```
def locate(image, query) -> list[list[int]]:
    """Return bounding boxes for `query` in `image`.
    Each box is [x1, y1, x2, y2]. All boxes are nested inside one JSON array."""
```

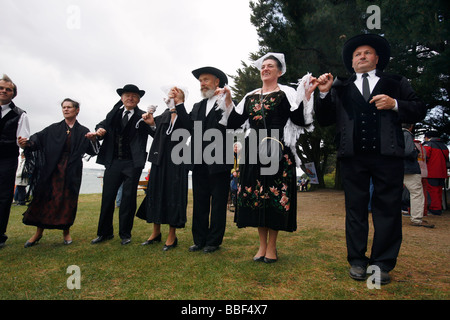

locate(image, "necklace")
[[65, 123, 73, 134], [259, 85, 279, 108]]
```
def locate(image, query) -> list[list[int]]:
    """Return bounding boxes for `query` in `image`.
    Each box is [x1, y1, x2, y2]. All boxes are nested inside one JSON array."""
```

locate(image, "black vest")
[[349, 85, 380, 154], [0, 104, 25, 159], [112, 111, 132, 160]]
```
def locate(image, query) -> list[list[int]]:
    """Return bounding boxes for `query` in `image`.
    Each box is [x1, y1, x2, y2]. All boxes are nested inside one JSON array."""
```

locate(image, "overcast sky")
[[1, 0, 260, 168]]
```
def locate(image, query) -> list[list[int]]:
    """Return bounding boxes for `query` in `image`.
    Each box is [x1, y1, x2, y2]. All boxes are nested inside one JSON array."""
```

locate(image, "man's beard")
[[201, 88, 215, 99]]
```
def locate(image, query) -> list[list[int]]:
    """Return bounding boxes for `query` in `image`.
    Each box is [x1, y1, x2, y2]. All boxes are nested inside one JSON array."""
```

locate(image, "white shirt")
[[354, 69, 379, 95], [1, 103, 30, 146], [205, 96, 218, 116], [122, 107, 134, 119]]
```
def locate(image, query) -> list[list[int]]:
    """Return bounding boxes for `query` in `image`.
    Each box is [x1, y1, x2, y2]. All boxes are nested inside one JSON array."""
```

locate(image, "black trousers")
[[0, 157, 18, 238], [340, 154, 403, 272], [96, 159, 142, 239], [191, 165, 229, 247]]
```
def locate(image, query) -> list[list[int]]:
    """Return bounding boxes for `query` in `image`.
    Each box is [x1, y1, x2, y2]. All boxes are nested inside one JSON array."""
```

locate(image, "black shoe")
[[121, 238, 131, 245], [379, 271, 391, 285], [349, 265, 367, 281], [141, 233, 162, 245], [264, 252, 278, 263], [366, 266, 392, 285], [91, 235, 114, 244], [253, 256, 265, 262], [428, 209, 442, 215], [24, 235, 42, 248], [263, 257, 278, 263], [163, 238, 178, 251], [63, 239, 73, 245], [0, 234, 8, 249], [203, 245, 220, 253], [189, 244, 204, 252], [410, 221, 435, 228]]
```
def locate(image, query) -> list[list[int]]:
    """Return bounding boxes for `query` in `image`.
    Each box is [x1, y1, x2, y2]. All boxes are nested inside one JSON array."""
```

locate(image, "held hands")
[[85, 128, 106, 141], [18, 136, 29, 148], [169, 87, 185, 105], [305, 75, 321, 101], [315, 73, 334, 93], [141, 112, 155, 126], [214, 86, 233, 109]]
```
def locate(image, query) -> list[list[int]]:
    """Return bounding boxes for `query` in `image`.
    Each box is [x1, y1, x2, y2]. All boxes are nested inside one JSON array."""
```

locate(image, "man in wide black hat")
[[89, 84, 153, 245], [314, 34, 428, 284], [173, 66, 232, 253]]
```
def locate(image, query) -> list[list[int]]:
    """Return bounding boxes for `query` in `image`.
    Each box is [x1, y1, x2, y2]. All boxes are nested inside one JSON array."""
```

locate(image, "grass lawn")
[[1, 189, 448, 302]]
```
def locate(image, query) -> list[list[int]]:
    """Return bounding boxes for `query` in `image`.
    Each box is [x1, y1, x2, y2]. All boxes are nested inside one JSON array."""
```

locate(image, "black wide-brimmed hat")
[[342, 34, 391, 73], [116, 84, 145, 97], [192, 67, 228, 88]]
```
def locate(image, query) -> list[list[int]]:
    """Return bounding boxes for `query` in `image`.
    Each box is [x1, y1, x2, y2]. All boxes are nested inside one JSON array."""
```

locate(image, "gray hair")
[[1, 74, 17, 98]]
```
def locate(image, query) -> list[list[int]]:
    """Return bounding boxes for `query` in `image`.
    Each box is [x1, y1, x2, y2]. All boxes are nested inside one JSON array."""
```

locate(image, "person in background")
[[0, 74, 30, 248], [229, 169, 239, 211], [423, 131, 449, 215], [414, 138, 428, 216], [402, 124, 434, 228], [14, 152, 28, 206], [19, 98, 98, 246]]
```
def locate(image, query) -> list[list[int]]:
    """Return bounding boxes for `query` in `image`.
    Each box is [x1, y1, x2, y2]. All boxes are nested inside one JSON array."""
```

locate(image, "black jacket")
[[186, 99, 233, 174], [315, 71, 427, 158], [96, 101, 152, 169]]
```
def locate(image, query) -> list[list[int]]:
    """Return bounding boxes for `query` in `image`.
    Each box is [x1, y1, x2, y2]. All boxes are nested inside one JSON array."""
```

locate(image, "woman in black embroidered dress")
[[221, 53, 318, 263], [18, 98, 98, 247], [136, 87, 191, 251]]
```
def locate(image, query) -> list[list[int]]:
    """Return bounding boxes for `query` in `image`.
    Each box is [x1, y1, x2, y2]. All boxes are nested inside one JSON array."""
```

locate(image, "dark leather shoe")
[[163, 237, 178, 251], [410, 221, 435, 228], [91, 235, 114, 244], [24, 235, 42, 248], [0, 234, 8, 248], [253, 256, 265, 262], [368, 267, 391, 285], [349, 265, 367, 281], [264, 252, 278, 263], [379, 271, 391, 285], [203, 245, 220, 253], [141, 233, 162, 245], [121, 238, 131, 245], [189, 244, 204, 252]]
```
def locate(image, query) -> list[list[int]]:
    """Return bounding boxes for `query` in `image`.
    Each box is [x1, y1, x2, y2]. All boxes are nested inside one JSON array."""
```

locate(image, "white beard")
[[201, 88, 215, 99]]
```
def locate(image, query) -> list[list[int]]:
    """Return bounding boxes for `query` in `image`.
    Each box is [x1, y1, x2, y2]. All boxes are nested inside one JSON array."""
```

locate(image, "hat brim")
[[342, 34, 391, 74], [192, 67, 228, 88], [116, 85, 145, 98]]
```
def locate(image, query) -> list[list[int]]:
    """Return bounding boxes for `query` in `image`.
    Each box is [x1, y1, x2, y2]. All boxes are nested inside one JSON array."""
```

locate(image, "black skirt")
[[136, 156, 188, 229], [23, 133, 79, 230]]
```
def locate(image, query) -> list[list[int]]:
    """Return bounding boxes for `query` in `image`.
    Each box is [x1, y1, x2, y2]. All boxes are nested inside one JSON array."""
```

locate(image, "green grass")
[[1, 190, 448, 301]]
